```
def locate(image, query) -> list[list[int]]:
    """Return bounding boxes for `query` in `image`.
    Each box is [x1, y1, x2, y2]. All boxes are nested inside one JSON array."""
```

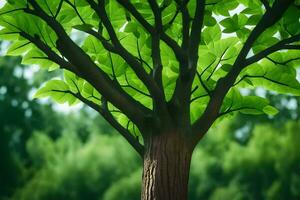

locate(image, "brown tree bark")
[[141, 132, 192, 200]]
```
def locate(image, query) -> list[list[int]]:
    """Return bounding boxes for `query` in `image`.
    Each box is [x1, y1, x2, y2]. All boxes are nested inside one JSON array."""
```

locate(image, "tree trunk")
[[141, 132, 192, 200]]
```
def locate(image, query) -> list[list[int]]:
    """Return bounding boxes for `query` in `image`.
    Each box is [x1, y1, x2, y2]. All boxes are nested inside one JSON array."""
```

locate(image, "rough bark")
[[141, 132, 192, 200]]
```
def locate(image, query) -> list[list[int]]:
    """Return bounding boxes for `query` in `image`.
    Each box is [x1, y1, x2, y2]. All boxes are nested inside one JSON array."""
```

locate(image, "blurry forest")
[[1, 45, 300, 200]]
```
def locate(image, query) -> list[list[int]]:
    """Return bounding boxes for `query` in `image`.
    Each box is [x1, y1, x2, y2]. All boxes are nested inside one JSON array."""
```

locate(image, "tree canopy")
[[0, 0, 299, 155]]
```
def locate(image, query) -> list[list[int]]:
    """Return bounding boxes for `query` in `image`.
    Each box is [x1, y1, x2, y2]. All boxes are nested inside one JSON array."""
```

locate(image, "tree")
[[0, 0, 299, 199]]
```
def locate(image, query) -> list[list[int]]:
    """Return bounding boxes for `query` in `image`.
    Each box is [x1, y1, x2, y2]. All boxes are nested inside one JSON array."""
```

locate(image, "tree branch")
[[147, 0, 164, 91], [164, 7, 180, 31], [266, 56, 300, 65], [190, 94, 209, 103], [190, 0, 294, 147], [25, 0, 151, 126], [218, 107, 261, 118], [196, 71, 211, 96], [233, 74, 290, 87], [136, 39, 152, 71], [168, 0, 206, 127], [0, 8, 24, 16], [19, 31, 79, 73], [175, 0, 190, 50], [245, 33, 300, 66], [52, 89, 145, 157], [100, 98, 144, 157], [54, 0, 63, 18], [64, 0, 86, 24], [189, 0, 206, 70], [260, 0, 271, 10], [206, 46, 229, 81], [116, 0, 184, 60], [123, 72, 151, 97], [86, 0, 165, 105]]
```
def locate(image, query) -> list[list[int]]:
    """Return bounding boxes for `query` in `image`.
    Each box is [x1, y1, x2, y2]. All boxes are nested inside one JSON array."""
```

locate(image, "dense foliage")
[[0, 0, 299, 148]]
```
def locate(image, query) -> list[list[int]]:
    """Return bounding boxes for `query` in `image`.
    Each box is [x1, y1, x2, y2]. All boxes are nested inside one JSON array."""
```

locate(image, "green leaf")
[[204, 11, 217, 27], [72, 24, 94, 32], [236, 28, 251, 42], [202, 24, 221, 45], [0, 28, 20, 40], [7, 40, 32, 56], [21, 49, 59, 70], [281, 6, 300, 35], [238, 60, 300, 96], [247, 15, 261, 25], [220, 14, 248, 33], [161, 0, 172, 7], [64, 70, 84, 93], [81, 81, 101, 103], [263, 105, 279, 116], [221, 64, 233, 72], [244, 78, 253, 86], [34, 80, 77, 105]]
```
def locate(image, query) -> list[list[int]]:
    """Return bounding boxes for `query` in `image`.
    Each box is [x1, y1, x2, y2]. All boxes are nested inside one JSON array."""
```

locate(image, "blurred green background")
[[1, 44, 300, 200]]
